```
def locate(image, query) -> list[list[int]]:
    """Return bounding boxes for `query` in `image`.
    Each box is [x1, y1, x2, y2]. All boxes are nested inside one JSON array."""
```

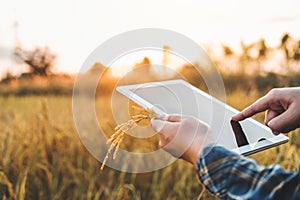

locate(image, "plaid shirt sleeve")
[[196, 146, 300, 200]]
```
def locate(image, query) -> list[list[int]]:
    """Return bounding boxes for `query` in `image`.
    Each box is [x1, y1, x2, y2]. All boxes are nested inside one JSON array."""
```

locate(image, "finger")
[[267, 104, 300, 133], [232, 95, 272, 121], [166, 114, 183, 122], [265, 110, 279, 125], [159, 114, 169, 121], [151, 118, 180, 133]]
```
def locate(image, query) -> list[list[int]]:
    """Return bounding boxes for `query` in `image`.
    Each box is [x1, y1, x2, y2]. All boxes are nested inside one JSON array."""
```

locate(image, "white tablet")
[[117, 79, 289, 155]]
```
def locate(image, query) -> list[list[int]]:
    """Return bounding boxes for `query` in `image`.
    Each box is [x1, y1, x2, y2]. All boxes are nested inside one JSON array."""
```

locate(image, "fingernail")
[[273, 131, 279, 135], [159, 114, 168, 120], [231, 115, 238, 121], [267, 120, 274, 127]]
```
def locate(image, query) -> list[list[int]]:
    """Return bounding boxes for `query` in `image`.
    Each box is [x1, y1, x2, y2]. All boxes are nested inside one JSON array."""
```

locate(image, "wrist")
[[189, 149, 201, 166]]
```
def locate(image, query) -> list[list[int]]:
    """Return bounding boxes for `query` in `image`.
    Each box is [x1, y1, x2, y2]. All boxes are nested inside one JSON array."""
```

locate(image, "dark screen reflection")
[[230, 120, 250, 147]]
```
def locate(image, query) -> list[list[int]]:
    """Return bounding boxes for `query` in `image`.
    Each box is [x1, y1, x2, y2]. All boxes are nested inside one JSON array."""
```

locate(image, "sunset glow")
[[1, 0, 300, 77]]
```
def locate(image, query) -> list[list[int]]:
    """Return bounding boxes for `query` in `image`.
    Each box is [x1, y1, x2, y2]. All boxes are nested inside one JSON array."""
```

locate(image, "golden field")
[[0, 89, 299, 200]]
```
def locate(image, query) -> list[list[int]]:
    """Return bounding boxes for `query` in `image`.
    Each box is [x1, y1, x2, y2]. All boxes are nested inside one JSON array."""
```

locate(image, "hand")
[[232, 87, 300, 134], [151, 114, 215, 166]]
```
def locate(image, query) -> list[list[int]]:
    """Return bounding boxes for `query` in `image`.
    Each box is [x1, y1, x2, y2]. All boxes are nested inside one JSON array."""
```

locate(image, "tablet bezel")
[[116, 79, 289, 155]]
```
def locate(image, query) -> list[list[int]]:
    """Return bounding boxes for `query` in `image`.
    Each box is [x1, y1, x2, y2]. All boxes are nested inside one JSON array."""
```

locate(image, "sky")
[[0, 0, 300, 77]]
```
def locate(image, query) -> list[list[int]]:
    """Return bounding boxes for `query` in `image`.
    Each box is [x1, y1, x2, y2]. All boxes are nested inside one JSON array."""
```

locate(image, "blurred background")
[[1, 0, 300, 199]]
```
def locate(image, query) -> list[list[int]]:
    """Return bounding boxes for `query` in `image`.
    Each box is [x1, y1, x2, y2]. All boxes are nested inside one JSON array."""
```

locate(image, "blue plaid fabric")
[[196, 146, 300, 200]]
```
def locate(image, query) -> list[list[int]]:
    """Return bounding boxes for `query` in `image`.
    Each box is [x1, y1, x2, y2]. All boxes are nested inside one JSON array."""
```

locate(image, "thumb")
[[151, 119, 180, 148], [151, 119, 165, 133]]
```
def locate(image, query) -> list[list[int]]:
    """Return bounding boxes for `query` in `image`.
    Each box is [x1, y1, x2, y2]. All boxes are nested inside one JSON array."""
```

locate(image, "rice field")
[[0, 90, 299, 200]]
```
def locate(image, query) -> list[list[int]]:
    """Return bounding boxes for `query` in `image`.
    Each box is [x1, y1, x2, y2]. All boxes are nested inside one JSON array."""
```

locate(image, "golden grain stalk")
[[100, 104, 160, 171]]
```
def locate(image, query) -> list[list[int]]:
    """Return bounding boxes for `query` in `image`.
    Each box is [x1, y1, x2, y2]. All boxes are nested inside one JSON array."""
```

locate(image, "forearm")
[[196, 146, 300, 199]]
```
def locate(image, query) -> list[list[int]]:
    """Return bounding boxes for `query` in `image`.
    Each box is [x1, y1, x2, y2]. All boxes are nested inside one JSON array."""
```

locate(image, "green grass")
[[0, 93, 299, 200]]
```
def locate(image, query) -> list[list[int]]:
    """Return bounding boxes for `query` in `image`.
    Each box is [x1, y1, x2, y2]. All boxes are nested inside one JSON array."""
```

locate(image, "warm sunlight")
[[1, 1, 300, 199], [109, 49, 187, 77], [1, 0, 300, 77]]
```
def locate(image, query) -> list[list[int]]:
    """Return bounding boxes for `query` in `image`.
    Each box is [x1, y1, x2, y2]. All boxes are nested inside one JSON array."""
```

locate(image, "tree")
[[14, 46, 56, 76], [240, 41, 255, 61], [0, 71, 16, 84], [222, 44, 234, 56], [280, 33, 291, 60], [257, 39, 268, 59]]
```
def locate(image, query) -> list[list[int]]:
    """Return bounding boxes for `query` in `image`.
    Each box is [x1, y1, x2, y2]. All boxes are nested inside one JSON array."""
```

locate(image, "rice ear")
[[100, 104, 158, 171]]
